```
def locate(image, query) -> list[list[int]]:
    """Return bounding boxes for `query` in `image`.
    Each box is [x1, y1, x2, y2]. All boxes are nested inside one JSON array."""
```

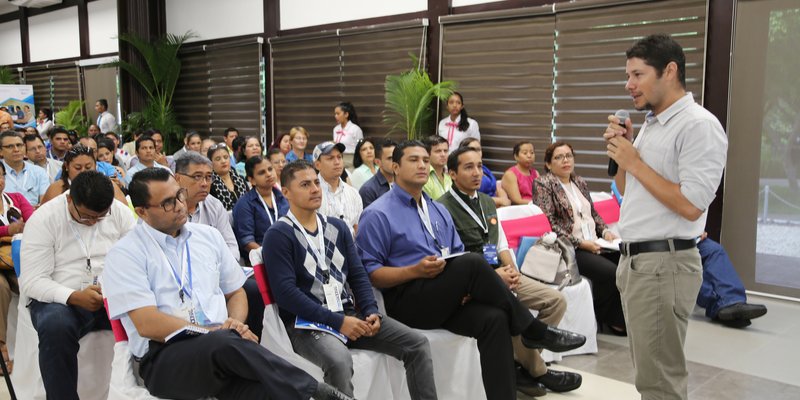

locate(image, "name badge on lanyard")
[[449, 189, 496, 263], [417, 198, 448, 257], [69, 222, 99, 290], [288, 211, 344, 312]]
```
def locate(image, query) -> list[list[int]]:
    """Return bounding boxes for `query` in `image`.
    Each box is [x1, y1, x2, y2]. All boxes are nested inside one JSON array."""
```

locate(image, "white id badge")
[[580, 221, 593, 240], [80, 274, 96, 290], [179, 299, 196, 324], [440, 247, 450, 258], [323, 283, 343, 312]]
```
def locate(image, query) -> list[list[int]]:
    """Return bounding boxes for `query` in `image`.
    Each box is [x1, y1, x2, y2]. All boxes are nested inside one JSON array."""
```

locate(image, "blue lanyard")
[[171, 243, 192, 302]]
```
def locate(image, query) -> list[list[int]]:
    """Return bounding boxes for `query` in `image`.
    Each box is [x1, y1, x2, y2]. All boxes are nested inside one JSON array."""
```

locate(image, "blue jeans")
[[28, 299, 111, 400], [696, 239, 748, 318]]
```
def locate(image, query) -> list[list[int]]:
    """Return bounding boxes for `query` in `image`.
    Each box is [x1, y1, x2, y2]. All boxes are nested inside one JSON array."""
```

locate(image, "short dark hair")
[[626, 33, 686, 88], [0, 131, 20, 145], [96, 99, 109, 110], [447, 146, 479, 172], [223, 127, 239, 138], [424, 135, 448, 149], [70, 170, 115, 212], [280, 160, 315, 187], [96, 138, 115, 153], [543, 141, 574, 173], [23, 134, 45, 147], [245, 156, 268, 179], [458, 137, 480, 149], [136, 135, 155, 152], [374, 138, 398, 159], [129, 168, 173, 208], [513, 141, 533, 157], [391, 140, 428, 165], [266, 147, 283, 159], [50, 126, 69, 139]]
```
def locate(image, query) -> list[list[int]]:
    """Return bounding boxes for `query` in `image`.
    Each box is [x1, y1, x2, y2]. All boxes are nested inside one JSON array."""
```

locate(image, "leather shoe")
[[522, 326, 586, 353], [515, 363, 546, 397], [534, 369, 583, 393], [717, 303, 767, 322]]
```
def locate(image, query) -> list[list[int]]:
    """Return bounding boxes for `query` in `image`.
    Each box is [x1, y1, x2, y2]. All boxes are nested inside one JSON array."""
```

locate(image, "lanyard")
[[144, 228, 193, 302], [417, 197, 437, 241], [448, 189, 488, 234], [68, 220, 99, 275], [256, 189, 278, 224], [561, 181, 584, 216], [287, 211, 328, 273]]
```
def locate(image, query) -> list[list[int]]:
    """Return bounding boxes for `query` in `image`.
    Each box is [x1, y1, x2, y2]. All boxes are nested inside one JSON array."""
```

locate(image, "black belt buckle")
[[620, 239, 696, 256]]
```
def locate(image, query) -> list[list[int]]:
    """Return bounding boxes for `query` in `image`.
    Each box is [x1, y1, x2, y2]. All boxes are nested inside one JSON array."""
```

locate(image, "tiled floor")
[[2, 295, 799, 399]]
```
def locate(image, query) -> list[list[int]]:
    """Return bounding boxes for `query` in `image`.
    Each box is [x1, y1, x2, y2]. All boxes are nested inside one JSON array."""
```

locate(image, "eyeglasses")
[[178, 173, 213, 183], [72, 202, 109, 223], [143, 188, 188, 212], [208, 143, 227, 151], [1, 143, 24, 150], [553, 153, 575, 162]]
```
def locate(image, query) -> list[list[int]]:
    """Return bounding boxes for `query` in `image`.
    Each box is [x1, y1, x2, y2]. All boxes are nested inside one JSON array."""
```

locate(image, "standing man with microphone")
[[604, 34, 727, 400]]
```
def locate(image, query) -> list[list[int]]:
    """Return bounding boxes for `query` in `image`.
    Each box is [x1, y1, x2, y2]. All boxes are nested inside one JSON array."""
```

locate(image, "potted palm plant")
[[383, 56, 458, 140], [54, 100, 88, 136]]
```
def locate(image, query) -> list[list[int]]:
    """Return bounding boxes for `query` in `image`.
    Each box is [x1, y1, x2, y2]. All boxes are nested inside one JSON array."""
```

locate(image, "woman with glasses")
[[235, 136, 263, 178], [533, 141, 625, 335], [40, 145, 127, 205], [349, 137, 379, 189], [459, 137, 511, 207], [208, 144, 248, 211], [232, 156, 289, 261], [501, 140, 539, 205], [0, 161, 34, 375], [285, 126, 313, 163]]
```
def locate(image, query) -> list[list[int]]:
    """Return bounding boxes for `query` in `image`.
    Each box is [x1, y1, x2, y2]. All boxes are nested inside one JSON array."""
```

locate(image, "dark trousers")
[[575, 249, 626, 327], [28, 299, 111, 400], [696, 238, 747, 318], [139, 329, 318, 400], [383, 253, 544, 400], [243, 275, 264, 339]]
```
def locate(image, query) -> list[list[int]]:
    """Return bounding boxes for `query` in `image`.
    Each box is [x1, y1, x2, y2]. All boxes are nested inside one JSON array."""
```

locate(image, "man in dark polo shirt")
[[358, 138, 396, 208]]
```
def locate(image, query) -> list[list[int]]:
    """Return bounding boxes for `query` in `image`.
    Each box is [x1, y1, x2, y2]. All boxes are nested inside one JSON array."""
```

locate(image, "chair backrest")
[[590, 191, 620, 225], [103, 298, 129, 343], [497, 204, 552, 250], [253, 263, 275, 306]]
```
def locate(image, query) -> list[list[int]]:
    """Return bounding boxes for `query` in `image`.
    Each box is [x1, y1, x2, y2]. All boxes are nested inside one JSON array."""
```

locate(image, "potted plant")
[[383, 56, 458, 140], [0, 66, 17, 84], [54, 100, 88, 136]]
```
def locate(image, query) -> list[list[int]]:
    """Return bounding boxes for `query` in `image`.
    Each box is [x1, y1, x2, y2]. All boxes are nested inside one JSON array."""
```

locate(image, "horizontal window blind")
[[173, 50, 210, 137], [441, 15, 556, 176], [270, 21, 427, 148], [22, 64, 82, 119], [554, 0, 707, 190]]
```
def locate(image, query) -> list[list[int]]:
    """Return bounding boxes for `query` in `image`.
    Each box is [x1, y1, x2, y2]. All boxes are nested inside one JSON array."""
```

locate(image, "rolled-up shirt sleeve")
[[677, 118, 728, 212]]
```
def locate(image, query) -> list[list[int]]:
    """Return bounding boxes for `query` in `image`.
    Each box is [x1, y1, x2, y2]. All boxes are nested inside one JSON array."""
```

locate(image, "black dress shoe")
[[515, 363, 547, 397], [716, 318, 752, 329], [534, 369, 583, 393], [314, 382, 354, 400], [717, 303, 767, 322], [522, 326, 586, 353]]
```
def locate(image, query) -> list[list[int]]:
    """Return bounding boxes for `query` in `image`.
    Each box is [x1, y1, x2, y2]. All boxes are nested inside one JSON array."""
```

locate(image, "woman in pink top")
[[501, 140, 539, 204]]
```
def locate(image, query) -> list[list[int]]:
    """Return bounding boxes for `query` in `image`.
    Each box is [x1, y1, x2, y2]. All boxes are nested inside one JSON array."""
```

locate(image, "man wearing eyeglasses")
[[0, 131, 50, 206], [103, 168, 352, 400], [19, 171, 136, 398]]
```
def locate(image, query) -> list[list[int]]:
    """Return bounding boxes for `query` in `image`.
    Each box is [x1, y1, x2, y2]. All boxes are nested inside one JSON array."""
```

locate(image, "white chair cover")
[[107, 341, 161, 400]]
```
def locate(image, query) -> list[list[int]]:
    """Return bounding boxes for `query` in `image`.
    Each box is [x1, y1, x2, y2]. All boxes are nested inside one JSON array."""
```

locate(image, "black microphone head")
[[615, 109, 630, 127]]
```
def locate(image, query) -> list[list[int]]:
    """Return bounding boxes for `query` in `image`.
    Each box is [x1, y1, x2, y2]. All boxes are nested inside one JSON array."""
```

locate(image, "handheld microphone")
[[607, 109, 630, 177]]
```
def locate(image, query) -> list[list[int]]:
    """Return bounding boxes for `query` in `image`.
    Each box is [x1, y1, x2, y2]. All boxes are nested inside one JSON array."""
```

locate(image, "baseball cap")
[[313, 141, 346, 161]]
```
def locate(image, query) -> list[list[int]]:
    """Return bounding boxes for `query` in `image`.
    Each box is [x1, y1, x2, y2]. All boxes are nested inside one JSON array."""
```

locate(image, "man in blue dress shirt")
[[355, 140, 586, 400], [1, 131, 50, 206]]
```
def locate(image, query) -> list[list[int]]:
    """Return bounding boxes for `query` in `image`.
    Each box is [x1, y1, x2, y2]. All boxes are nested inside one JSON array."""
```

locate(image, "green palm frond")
[[54, 100, 88, 135], [0, 66, 17, 84], [384, 56, 457, 140]]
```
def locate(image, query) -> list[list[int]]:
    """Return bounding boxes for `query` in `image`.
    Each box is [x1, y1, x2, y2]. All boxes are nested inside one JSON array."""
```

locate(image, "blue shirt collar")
[[142, 220, 192, 250], [390, 183, 429, 207]]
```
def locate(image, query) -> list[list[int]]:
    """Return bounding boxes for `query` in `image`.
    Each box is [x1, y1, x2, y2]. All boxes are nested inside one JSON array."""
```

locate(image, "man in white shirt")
[[19, 171, 136, 398], [313, 141, 363, 235], [125, 135, 171, 185], [95, 99, 116, 134], [102, 168, 351, 400], [24, 134, 62, 183]]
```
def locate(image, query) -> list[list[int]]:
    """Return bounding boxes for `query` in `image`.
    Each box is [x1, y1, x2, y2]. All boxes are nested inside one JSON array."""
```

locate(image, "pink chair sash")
[[593, 198, 620, 225], [501, 214, 553, 250], [253, 263, 274, 306]]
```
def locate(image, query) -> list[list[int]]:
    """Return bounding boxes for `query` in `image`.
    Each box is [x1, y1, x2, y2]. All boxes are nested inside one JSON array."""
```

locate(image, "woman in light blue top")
[[285, 126, 313, 163], [348, 137, 378, 189], [235, 136, 263, 177]]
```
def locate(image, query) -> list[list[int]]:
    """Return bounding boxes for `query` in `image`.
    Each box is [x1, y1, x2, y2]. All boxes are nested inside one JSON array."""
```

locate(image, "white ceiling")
[[0, 3, 19, 16]]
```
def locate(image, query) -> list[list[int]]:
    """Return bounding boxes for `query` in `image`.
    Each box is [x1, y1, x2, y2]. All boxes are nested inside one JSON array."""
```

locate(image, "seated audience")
[[87, 124, 101, 137], [223, 127, 240, 164], [102, 168, 352, 400], [265, 160, 436, 398], [103, 131, 132, 169], [77, 135, 121, 179], [534, 142, 625, 334], [173, 130, 203, 159], [421, 135, 452, 200], [438, 147, 580, 396], [208, 144, 249, 211], [235, 136, 263, 177], [313, 142, 363, 235], [501, 141, 539, 205], [0, 161, 34, 375], [20, 171, 136, 398], [24, 134, 62, 183], [121, 130, 142, 156], [232, 156, 288, 260], [358, 138, 396, 209], [125, 135, 171, 185], [271, 132, 292, 155], [267, 148, 287, 189], [201, 138, 216, 156], [459, 137, 511, 207], [356, 140, 586, 400], [1, 131, 50, 206], [47, 126, 72, 161], [129, 130, 175, 171], [286, 126, 313, 163], [349, 137, 379, 189], [96, 138, 127, 185], [41, 145, 127, 205]]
